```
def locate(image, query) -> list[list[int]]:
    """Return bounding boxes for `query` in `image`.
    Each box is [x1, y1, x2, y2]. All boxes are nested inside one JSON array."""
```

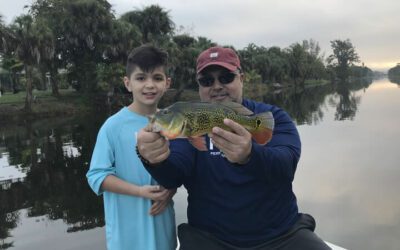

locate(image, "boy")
[[86, 45, 176, 250]]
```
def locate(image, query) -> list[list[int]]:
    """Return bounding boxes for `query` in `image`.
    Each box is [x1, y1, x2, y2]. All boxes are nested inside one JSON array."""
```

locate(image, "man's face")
[[197, 65, 243, 103]]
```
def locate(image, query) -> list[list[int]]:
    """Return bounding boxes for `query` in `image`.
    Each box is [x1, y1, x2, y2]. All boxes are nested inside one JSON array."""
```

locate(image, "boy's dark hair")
[[126, 44, 169, 77]]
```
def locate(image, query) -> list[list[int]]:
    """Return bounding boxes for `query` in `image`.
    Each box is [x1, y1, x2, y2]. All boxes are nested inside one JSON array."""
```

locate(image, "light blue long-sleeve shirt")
[[86, 107, 176, 250]]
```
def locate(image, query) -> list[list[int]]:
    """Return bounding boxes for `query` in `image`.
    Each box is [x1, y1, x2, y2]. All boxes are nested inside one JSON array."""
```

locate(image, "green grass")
[[0, 88, 78, 105], [0, 88, 91, 121]]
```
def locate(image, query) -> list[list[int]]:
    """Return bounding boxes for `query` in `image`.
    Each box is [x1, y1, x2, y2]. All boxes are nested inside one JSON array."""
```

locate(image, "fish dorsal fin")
[[220, 101, 254, 115]]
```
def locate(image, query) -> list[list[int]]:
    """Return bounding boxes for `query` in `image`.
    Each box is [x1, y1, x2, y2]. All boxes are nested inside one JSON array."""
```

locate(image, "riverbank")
[[0, 80, 329, 124], [0, 89, 94, 124], [0, 88, 200, 124]]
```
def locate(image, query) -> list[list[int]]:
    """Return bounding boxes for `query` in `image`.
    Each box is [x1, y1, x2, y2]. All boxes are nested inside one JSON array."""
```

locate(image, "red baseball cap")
[[196, 46, 241, 74]]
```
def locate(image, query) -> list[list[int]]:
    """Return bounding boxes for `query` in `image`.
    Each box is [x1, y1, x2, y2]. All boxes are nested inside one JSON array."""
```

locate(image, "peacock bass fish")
[[149, 101, 274, 151]]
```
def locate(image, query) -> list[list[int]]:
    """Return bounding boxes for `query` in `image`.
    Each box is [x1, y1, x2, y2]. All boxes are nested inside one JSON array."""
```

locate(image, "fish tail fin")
[[250, 112, 274, 145], [188, 136, 208, 151]]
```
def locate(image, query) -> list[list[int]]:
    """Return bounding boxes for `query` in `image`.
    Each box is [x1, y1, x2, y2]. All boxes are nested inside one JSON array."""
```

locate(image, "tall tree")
[[8, 14, 54, 111], [64, 0, 114, 92], [169, 34, 198, 100], [266, 47, 288, 83], [302, 39, 326, 80], [104, 18, 142, 64], [30, 0, 64, 96], [32, 0, 114, 93], [285, 43, 308, 88], [98, 18, 142, 95], [238, 43, 259, 72], [327, 39, 360, 80], [120, 5, 175, 44], [0, 15, 8, 54], [195, 36, 216, 51], [388, 63, 400, 84]]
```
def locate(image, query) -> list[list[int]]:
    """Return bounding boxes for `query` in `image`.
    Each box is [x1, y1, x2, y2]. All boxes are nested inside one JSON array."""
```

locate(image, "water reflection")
[[262, 77, 372, 125], [388, 74, 400, 85], [0, 77, 398, 250], [0, 116, 105, 249], [294, 78, 400, 250]]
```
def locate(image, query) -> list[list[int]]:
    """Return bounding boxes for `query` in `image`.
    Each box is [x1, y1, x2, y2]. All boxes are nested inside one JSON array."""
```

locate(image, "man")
[[137, 46, 331, 249]]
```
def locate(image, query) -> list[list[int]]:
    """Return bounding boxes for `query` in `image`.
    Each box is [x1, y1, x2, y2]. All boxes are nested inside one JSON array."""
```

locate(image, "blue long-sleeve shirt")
[[145, 99, 301, 247], [86, 107, 176, 250]]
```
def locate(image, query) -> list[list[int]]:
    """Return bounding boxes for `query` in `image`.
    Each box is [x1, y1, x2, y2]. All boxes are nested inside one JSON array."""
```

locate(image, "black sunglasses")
[[197, 71, 239, 87]]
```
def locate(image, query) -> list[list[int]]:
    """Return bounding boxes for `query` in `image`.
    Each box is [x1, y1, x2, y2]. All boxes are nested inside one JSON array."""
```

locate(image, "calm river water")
[[0, 78, 399, 250]]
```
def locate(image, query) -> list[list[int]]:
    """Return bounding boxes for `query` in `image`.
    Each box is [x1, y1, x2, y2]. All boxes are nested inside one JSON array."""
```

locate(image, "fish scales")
[[149, 101, 274, 151]]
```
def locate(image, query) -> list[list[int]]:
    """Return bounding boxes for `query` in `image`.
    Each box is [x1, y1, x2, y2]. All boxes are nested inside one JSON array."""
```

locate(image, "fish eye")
[[161, 109, 170, 115], [256, 119, 261, 128]]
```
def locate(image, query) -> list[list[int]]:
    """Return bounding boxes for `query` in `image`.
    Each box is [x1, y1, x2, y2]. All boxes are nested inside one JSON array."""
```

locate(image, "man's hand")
[[137, 127, 170, 164], [149, 188, 177, 216], [209, 118, 252, 164]]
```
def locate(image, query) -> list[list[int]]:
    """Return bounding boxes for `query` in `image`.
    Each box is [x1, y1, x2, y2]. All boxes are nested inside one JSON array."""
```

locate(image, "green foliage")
[[173, 34, 196, 48], [0, 15, 10, 54], [166, 35, 202, 99], [103, 19, 142, 63], [349, 66, 373, 78], [121, 5, 175, 44], [96, 63, 125, 92], [327, 39, 360, 79], [244, 69, 262, 84], [388, 64, 400, 84], [0, 1, 376, 113], [265, 47, 288, 83], [285, 43, 308, 86], [302, 39, 327, 80], [237, 40, 327, 89], [30, 0, 115, 92], [6, 14, 56, 110]]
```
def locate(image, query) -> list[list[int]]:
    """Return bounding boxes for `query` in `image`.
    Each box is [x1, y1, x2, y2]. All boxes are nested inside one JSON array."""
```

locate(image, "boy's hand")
[[137, 128, 170, 164], [149, 188, 177, 216], [138, 185, 168, 200]]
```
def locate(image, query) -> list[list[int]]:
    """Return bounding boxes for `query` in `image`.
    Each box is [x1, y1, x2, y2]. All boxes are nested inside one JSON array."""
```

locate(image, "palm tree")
[[121, 5, 175, 44], [169, 34, 198, 100], [60, 0, 114, 92], [0, 15, 6, 53], [195, 36, 216, 51], [9, 14, 54, 111], [105, 18, 142, 64], [285, 43, 308, 89]]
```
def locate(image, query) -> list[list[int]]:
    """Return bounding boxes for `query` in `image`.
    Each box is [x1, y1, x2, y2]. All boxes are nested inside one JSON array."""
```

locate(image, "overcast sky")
[[1, 0, 399, 71]]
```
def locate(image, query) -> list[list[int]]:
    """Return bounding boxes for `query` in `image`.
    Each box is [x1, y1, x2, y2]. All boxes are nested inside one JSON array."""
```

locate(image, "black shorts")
[[178, 213, 332, 250]]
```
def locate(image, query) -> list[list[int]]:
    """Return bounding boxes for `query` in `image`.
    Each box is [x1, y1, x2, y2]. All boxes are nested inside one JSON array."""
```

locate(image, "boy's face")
[[124, 66, 170, 109]]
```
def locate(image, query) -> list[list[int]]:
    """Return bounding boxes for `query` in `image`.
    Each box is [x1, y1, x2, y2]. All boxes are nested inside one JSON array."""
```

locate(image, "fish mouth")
[[150, 119, 185, 139], [151, 122, 163, 133]]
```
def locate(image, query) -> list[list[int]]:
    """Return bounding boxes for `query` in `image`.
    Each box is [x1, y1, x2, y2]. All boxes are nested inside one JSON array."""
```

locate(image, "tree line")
[[0, 0, 373, 111], [388, 63, 400, 84]]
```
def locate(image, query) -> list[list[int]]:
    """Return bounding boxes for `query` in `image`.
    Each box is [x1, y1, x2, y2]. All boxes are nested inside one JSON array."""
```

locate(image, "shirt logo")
[[208, 140, 225, 158]]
